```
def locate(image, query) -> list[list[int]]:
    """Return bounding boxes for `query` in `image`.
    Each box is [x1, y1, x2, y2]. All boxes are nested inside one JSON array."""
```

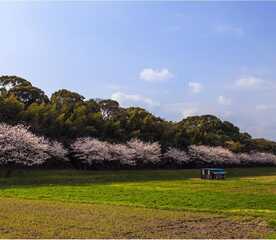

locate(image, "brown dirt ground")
[[0, 197, 273, 239]]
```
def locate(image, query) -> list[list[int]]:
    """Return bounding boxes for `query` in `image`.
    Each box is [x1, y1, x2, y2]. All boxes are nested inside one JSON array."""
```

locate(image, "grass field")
[[0, 167, 275, 238]]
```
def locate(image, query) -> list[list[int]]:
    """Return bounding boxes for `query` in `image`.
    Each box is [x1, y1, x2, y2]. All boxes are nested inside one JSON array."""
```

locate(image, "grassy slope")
[[0, 167, 275, 238]]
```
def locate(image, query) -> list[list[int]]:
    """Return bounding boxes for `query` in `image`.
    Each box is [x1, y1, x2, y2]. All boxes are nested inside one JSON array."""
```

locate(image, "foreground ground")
[[0, 167, 275, 238]]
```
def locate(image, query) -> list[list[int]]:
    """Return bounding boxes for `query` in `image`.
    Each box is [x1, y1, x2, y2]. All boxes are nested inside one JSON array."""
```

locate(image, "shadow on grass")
[[0, 167, 275, 189]]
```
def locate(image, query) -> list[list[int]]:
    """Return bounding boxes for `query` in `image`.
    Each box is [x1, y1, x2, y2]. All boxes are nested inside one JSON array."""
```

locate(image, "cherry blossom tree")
[[238, 152, 276, 165], [1, 122, 275, 170], [109, 143, 136, 166], [236, 153, 251, 165], [188, 145, 240, 165], [163, 147, 190, 165], [188, 145, 276, 166], [127, 139, 161, 165], [70, 136, 276, 168], [71, 138, 111, 166], [0, 123, 68, 167], [71, 138, 161, 167]]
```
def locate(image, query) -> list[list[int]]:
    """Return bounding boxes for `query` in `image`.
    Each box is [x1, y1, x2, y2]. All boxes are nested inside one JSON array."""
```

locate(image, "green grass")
[[0, 167, 275, 238], [0, 168, 275, 213]]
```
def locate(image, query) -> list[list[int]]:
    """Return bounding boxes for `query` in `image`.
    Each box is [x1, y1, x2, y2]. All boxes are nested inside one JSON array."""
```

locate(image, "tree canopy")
[[0, 75, 275, 154]]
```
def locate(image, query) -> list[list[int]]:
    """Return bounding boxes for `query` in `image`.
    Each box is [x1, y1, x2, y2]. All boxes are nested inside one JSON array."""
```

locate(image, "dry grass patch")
[[0, 198, 272, 239]]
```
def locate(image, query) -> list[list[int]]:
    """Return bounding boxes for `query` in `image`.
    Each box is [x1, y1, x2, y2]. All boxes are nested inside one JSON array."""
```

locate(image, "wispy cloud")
[[217, 95, 232, 105], [234, 76, 276, 91], [256, 104, 276, 111], [235, 76, 263, 89], [181, 106, 200, 118], [162, 102, 217, 120], [188, 82, 203, 94], [139, 68, 173, 82], [162, 102, 200, 119], [215, 24, 244, 36], [111, 91, 159, 108]]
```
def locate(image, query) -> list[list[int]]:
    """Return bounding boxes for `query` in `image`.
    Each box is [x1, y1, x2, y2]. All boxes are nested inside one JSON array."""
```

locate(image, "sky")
[[0, 2, 276, 140]]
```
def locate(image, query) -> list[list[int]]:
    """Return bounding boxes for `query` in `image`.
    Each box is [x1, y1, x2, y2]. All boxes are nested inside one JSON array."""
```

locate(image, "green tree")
[[0, 76, 49, 106]]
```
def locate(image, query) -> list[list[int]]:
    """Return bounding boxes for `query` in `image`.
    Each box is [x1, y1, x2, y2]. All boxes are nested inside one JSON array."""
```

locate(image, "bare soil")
[[0, 198, 272, 239]]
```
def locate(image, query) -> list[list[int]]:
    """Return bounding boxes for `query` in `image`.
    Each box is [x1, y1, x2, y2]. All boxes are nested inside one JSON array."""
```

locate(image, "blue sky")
[[0, 2, 276, 140]]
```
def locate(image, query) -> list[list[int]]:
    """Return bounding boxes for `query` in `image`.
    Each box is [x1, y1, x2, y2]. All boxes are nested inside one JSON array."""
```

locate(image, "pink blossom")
[[127, 139, 161, 165], [163, 147, 190, 164], [189, 145, 240, 165], [71, 138, 161, 166], [0, 124, 67, 166], [71, 138, 111, 165]]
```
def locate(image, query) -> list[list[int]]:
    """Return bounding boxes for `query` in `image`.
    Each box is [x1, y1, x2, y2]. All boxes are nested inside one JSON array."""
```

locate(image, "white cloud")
[[162, 102, 214, 120], [188, 82, 203, 94], [216, 24, 244, 36], [217, 95, 232, 105], [256, 104, 276, 111], [111, 91, 158, 108], [222, 111, 233, 118], [139, 68, 173, 82], [235, 76, 264, 89], [181, 106, 200, 118], [234, 76, 276, 92], [162, 103, 199, 119]]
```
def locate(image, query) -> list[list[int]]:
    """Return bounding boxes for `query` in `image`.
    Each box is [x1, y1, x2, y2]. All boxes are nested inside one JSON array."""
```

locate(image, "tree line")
[[0, 75, 276, 157], [1, 123, 276, 170]]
